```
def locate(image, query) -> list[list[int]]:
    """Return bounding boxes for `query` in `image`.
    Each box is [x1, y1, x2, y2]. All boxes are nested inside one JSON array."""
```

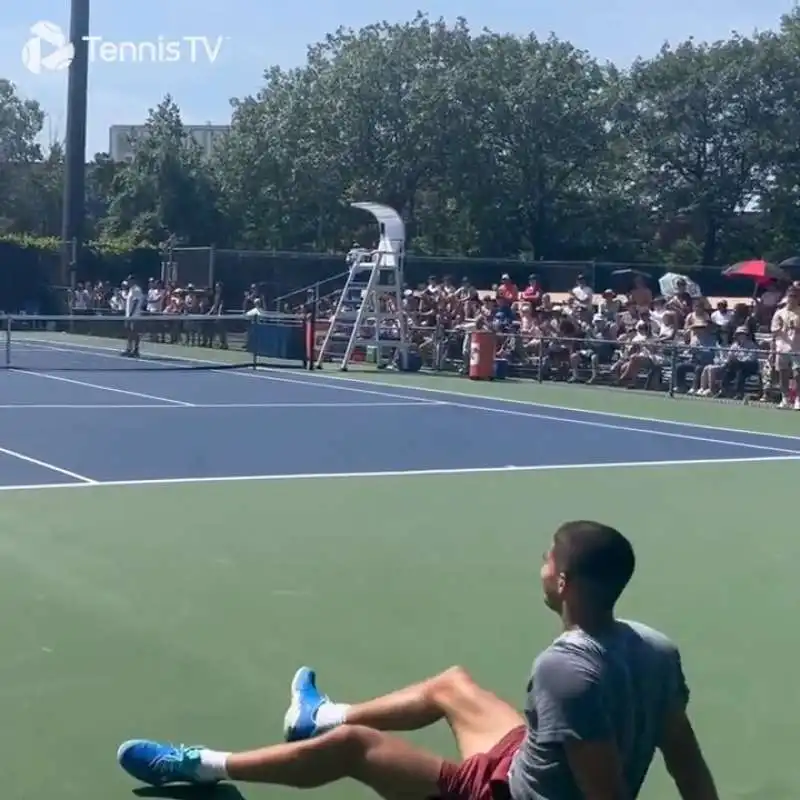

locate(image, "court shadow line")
[[133, 784, 247, 800]]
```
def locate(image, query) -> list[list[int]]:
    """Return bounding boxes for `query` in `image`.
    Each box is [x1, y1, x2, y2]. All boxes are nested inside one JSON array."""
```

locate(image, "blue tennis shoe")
[[117, 739, 217, 786], [283, 666, 328, 741]]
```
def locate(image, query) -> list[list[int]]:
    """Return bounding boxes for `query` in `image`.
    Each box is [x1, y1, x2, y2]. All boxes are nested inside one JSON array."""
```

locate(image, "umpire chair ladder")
[[315, 202, 409, 370]]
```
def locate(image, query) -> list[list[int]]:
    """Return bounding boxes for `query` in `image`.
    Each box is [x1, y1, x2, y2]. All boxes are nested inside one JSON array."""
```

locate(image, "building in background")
[[108, 124, 231, 161]]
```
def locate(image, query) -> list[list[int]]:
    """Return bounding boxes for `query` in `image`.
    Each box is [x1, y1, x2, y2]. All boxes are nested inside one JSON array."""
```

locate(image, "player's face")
[[540, 546, 563, 612]]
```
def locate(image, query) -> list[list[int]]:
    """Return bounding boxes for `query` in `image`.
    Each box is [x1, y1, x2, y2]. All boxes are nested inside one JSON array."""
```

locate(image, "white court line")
[[17, 337, 800, 447], [0, 454, 796, 493], [0, 445, 96, 484], [0, 401, 446, 410], [11, 369, 194, 406]]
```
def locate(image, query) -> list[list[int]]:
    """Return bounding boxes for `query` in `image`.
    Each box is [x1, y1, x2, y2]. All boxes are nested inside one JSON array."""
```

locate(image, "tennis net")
[[0, 312, 312, 372]]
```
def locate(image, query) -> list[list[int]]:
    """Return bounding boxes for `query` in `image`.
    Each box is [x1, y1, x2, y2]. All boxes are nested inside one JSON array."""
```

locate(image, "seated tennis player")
[[117, 520, 719, 799]]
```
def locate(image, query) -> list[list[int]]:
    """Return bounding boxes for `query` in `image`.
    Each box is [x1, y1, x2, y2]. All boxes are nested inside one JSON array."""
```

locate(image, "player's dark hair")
[[552, 520, 635, 610]]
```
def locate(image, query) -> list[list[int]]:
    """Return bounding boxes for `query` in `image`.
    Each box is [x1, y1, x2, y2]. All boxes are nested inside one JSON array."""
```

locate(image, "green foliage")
[[0, 232, 155, 256], [3, 13, 800, 266]]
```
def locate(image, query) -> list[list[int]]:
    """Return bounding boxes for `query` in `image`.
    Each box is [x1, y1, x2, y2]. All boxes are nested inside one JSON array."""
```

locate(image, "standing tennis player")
[[117, 520, 719, 800], [122, 278, 144, 357]]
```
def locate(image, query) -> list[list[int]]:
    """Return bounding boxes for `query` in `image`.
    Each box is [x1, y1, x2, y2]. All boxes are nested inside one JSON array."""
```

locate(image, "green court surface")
[[2, 368, 799, 800]]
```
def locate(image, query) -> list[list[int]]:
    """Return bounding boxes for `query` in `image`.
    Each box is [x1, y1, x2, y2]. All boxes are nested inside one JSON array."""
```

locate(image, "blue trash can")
[[494, 358, 509, 380]]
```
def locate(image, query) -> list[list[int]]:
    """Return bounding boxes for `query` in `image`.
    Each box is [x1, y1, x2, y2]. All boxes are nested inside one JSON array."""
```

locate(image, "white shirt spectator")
[[146, 286, 165, 313], [711, 308, 733, 328], [571, 278, 593, 307], [109, 290, 124, 312], [771, 305, 800, 354], [124, 284, 144, 318], [72, 287, 90, 310]]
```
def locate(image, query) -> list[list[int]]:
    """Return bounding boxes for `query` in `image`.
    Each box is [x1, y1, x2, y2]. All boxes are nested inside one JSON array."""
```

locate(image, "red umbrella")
[[723, 259, 789, 284]]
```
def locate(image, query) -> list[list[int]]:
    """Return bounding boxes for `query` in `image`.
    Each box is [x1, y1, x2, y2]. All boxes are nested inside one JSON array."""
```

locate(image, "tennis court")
[[1, 329, 798, 799]]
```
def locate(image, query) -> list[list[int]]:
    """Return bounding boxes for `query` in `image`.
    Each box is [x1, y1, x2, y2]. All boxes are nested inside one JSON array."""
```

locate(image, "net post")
[[251, 315, 258, 371], [668, 343, 677, 397], [537, 337, 545, 383], [306, 292, 316, 370], [4, 315, 11, 367]]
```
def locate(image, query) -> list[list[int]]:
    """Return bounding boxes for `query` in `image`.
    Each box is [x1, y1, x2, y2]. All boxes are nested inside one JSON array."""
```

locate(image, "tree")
[[755, 9, 800, 258], [624, 34, 781, 265], [102, 96, 222, 246], [0, 79, 47, 234]]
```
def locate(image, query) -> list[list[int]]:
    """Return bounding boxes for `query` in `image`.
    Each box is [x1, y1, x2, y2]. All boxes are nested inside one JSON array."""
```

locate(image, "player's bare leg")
[[286, 665, 524, 759], [118, 726, 443, 800]]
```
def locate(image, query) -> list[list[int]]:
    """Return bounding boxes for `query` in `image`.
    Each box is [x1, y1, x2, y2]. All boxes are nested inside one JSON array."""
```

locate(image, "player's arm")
[[534, 650, 629, 800], [659, 708, 718, 800], [657, 647, 719, 800]]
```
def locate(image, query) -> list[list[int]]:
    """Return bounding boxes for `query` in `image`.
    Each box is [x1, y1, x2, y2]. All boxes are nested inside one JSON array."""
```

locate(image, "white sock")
[[314, 702, 351, 732], [196, 749, 231, 781]]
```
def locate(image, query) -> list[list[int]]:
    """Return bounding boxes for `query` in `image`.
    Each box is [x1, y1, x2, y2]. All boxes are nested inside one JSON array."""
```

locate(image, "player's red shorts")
[[437, 726, 526, 800]]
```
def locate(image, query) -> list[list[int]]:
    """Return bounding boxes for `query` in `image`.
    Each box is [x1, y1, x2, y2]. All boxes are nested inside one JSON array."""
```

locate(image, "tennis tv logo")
[[22, 21, 75, 74], [21, 20, 226, 73]]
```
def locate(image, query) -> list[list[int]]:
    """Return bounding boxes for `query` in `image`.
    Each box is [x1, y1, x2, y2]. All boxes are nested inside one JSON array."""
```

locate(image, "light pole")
[[60, 0, 90, 288]]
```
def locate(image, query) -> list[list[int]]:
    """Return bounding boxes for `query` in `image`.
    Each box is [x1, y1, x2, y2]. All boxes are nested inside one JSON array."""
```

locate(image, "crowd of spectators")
[[396, 271, 800, 408], [309, 265, 799, 408]]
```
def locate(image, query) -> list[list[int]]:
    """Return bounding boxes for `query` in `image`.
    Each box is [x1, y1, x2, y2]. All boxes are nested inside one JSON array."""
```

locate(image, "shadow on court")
[[134, 784, 247, 800]]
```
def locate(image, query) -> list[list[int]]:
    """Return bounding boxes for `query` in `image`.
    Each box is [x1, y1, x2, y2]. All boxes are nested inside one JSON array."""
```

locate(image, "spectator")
[[665, 280, 693, 322], [770, 282, 800, 410], [108, 287, 124, 313], [497, 273, 518, 302], [711, 300, 732, 330], [520, 274, 542, 305], [679, 319, 717, 395], [655, 311, 678, 342], [243, 284, 261, 312], [612, 320, 654, 387], [598, 289, 621, 323], [571, 314, 615, 383], [516, 304, 542, 360], [570, 273, 593, 308], [454, 277, 472, 300], [684, 298, 712, 330], [629, 275, 652, 309], [720, 325, 760, 399], [146, 278, 166, 314], [71, 282, 91, 313]]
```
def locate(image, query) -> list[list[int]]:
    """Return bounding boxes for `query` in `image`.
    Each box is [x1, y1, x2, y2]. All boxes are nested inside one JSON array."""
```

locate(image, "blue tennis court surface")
[[0, 339, 798, 489]]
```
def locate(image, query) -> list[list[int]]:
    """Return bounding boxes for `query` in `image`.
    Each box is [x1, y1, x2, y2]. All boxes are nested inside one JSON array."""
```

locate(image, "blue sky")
[[0, 0, 795, 157]]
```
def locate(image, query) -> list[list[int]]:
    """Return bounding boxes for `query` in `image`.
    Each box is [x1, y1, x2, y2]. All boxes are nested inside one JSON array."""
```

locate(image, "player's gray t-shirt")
[[508, 619, 689, 800]]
